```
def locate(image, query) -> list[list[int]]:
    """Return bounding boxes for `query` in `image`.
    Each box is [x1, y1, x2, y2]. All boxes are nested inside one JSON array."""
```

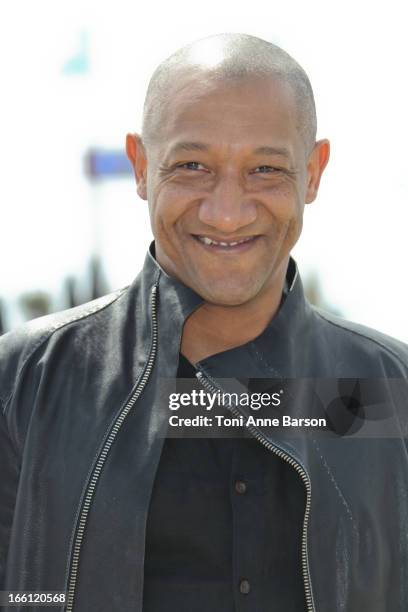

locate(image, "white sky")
[[0, 0, 407, 339]]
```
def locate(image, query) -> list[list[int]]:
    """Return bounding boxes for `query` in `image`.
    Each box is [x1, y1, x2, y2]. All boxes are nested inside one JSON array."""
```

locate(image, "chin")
[[209, 296, 251, 307], [198, 281, 258, 307]]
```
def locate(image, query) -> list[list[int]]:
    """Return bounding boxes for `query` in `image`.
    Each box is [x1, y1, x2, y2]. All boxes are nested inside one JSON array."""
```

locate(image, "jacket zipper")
[[196, 370, 315, 612], [65, 284, 159, 612]]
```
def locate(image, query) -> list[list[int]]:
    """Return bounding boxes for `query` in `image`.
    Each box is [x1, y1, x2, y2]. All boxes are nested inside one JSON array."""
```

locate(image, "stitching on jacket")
[[0, 396, 20, 461], [251, 344, 282, 377], [2, 288, 127, 417], [0, 392, 8, 413], [314, 309, 408, 372], [311, 439, 359, 536]]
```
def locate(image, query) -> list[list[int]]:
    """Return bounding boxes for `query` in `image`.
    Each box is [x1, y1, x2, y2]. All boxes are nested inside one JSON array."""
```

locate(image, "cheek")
[[286, 216, 303, 245], [261, 182, 301, 223], [149, 184, 193, 240], [260, 183, 305, 249]]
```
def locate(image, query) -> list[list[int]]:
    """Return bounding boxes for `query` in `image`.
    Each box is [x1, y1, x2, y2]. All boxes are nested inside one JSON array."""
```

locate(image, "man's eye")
[[253, 165, 278, 173], [176, 161, 205, 171]]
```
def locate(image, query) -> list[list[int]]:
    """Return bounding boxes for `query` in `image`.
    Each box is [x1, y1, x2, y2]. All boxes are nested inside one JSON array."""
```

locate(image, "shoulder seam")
[[314, 308, 408, 371], [0, 395, 20, 458], [2, 288, 127, 414]]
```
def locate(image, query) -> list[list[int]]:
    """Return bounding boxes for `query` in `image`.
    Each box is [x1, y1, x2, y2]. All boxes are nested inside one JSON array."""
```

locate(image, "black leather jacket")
[[1, 243, 408, 612]]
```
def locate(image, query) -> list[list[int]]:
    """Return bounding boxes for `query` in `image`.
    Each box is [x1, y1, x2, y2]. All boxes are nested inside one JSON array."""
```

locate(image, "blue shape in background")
[[85, 150, 133, 180]]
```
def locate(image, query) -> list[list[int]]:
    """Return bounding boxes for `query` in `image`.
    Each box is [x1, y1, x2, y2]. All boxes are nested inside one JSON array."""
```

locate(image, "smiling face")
[[127, 74, 329, 306]]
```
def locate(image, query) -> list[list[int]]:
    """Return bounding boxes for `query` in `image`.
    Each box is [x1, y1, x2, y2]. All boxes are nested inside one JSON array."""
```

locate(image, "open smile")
[[192, 234, 261, 252]]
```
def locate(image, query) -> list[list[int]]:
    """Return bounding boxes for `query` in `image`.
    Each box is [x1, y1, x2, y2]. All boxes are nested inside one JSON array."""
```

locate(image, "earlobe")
[[137, 181, 148, 200]]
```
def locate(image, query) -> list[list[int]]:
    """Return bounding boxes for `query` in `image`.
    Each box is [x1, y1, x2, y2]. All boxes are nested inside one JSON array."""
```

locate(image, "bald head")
[[142, 33, 317, 156]]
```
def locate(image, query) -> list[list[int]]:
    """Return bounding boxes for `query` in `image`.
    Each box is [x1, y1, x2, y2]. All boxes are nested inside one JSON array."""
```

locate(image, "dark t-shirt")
[[142, 354, 307, 611]]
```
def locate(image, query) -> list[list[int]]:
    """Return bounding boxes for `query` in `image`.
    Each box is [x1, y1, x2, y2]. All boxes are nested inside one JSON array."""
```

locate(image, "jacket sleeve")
[[0, 324, 41, 590], [0, 398, 20, 589]]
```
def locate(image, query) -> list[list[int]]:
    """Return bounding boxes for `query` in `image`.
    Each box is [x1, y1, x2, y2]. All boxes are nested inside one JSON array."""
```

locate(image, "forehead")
[[157, 74, 302, 159]]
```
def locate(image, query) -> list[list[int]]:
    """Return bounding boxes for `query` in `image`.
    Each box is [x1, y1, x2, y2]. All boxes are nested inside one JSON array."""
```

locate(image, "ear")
[[305, 139, 330, 204], [126, 133, 148, 200]]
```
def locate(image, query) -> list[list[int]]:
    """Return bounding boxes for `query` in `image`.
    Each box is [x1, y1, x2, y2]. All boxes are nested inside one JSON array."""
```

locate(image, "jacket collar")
[[140, 241, 311, 378]]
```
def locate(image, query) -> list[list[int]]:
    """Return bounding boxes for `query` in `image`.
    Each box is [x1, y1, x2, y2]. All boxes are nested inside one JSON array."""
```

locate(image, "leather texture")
[[1, 242, 408, 612]]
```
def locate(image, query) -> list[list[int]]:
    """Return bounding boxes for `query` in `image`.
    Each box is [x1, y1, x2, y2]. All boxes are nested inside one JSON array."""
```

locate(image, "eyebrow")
[[170, 141, 210, 154], [169, 142, 291, 158], [253, 146, 291, 158]]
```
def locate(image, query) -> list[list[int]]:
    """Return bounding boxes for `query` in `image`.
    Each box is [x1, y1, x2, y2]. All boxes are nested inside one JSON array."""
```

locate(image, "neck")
[[180, 263, 288, 365]]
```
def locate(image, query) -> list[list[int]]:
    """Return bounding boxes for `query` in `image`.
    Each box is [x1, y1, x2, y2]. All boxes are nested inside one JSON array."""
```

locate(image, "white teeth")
[[197, 235, 253, 247]]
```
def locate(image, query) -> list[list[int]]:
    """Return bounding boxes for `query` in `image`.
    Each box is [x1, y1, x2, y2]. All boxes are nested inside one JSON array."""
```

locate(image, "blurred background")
[[1, 0, 407, 340]]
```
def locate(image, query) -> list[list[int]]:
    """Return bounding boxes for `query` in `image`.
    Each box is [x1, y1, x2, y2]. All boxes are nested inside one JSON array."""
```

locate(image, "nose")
[[197, 172, 257, 233]]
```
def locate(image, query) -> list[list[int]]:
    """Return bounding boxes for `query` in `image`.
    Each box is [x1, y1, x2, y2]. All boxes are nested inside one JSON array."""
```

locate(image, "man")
[[1, 33, 408, 612]]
